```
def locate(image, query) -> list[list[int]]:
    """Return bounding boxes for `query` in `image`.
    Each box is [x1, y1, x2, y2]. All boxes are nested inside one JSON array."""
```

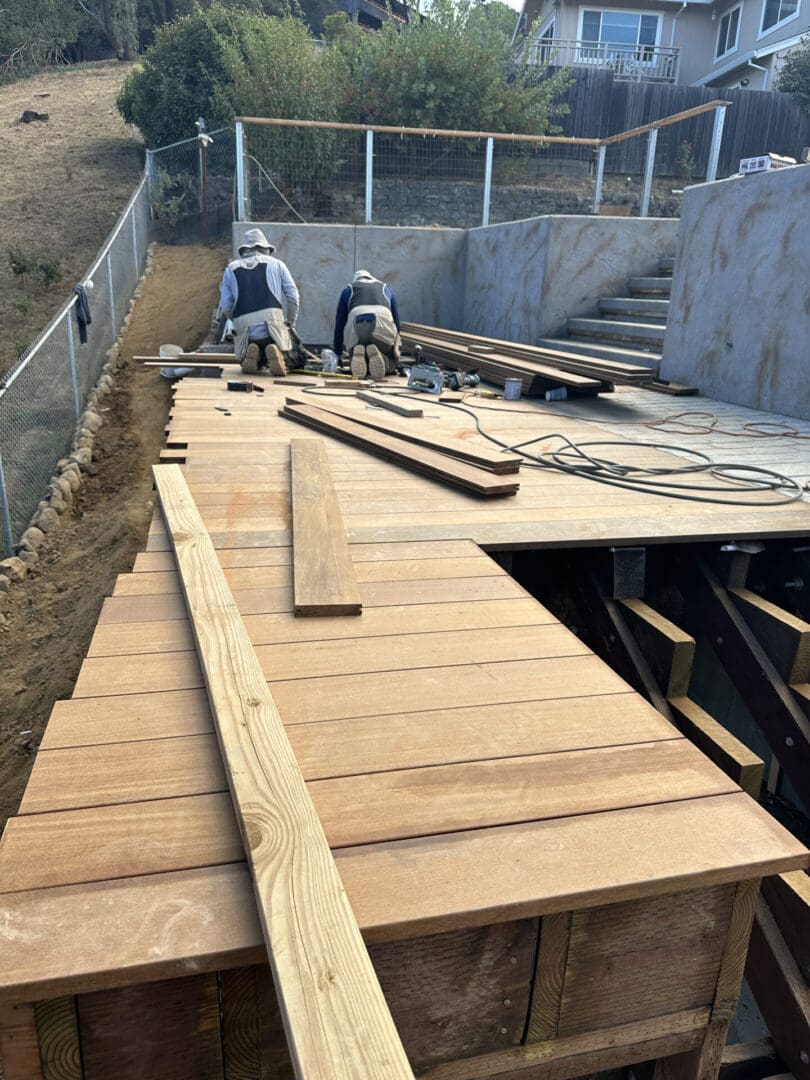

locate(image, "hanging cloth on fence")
[[72, 284, 92, 344]]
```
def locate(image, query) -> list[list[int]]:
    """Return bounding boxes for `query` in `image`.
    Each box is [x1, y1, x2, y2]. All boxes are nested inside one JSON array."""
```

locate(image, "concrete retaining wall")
[[236, 216, 679, 346], [234, 223, 466, 345], [660, 166, 810, 421], [464, 216, 679, 341]]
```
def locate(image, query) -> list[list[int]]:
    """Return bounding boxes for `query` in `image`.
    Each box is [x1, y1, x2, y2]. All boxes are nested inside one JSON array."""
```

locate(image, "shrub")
[[328, 0, 571, 135], [117, 4, 259, 147], [776, 36, 810, 113]]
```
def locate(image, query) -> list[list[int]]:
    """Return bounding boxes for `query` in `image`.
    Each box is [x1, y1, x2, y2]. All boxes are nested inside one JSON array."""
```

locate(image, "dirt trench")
[[0, 241, 228, 827]]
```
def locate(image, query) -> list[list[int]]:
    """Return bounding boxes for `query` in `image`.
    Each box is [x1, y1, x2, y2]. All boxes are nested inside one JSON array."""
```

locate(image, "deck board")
[[0, 368, 807, 1010]]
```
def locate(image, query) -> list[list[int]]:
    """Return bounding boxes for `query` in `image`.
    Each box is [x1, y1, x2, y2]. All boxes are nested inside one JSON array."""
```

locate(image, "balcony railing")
[[522, 37, 680, 83]]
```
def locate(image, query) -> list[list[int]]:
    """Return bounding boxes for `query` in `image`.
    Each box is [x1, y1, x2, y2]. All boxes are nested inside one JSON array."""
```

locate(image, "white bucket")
[[503, 378, 522, 401], [159, 344, 184, 360]]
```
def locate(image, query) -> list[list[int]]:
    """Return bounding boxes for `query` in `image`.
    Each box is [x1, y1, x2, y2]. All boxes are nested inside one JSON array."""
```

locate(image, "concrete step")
[[599, 297, 669, 320], [602, 313, 668, 325], [537, 337, 662, 368], [628, 276, 672, 297], [659, 257, 676, 275], [567, 317, 666, 348]]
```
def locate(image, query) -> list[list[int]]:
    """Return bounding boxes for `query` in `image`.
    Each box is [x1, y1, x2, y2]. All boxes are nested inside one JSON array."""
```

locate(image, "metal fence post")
[[640, 127, 658, 217], [65, 312, 81, 421], [365, 129, 374, 225], [706, 105, 727, 183], [592, 145, 606, 214], [145, 149, 155, 220], [482, 137, 494, 227], [106, 251, 116, 343], [236, 121, 247, 220], [131, 204, 139, 276], [0, 451, 14, 556]]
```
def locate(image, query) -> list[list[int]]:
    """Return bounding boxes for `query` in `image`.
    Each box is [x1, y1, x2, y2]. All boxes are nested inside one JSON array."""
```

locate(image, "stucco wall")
[[235, 223, 467, 344], [464, 215, 679, 342], [659, 165, 810, 420]]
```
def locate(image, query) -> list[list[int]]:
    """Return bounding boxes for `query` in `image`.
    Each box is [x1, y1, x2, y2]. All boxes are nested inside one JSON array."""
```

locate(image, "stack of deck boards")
[[280, 398, 520, 497], [401, 322, 657, 393]]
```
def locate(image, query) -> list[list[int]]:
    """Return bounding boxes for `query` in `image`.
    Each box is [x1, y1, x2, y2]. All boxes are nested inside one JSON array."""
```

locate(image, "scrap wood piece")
[[152, 464, 412, 1080], [356, 390, 423, 418], [286, 395, 520, 474], [644, 379, 699, 397], [279, 402, 519, 498], [291, 439, 362, 617]]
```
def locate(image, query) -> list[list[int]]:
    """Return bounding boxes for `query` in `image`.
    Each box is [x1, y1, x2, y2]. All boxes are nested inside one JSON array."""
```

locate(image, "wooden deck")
[[1, 370, 808, 1078]]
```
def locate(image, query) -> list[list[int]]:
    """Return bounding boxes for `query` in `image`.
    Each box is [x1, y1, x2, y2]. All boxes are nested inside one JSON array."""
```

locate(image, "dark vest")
[[232, 264, 282, 319], [349, 280, 390, 311]]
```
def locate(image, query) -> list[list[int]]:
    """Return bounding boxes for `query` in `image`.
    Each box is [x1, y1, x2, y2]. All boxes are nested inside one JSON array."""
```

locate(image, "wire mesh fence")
[[0, 178, 151, 556], [147, 127, 236, 241]]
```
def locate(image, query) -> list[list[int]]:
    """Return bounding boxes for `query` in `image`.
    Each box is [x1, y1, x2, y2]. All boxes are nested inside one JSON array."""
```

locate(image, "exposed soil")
[[0, 62, 143, 375], [0, 241, 228, 828]]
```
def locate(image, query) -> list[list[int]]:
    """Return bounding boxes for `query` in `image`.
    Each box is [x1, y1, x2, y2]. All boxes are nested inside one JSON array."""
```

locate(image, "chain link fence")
[[0, 178, 150, 556], [147, 127, 237, 242]]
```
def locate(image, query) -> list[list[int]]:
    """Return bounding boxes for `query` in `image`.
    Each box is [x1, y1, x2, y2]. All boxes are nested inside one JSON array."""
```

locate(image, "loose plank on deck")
[[291, 438, 362, 617], [152, 464, 412, 1080]]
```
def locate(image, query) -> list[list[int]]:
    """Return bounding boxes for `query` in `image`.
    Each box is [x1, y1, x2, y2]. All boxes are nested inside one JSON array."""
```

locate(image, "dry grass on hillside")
[[0, 62, 143, 375]]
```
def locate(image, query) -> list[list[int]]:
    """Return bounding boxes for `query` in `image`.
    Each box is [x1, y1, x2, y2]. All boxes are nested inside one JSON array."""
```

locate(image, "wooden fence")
[[549, 69, 810, 176]]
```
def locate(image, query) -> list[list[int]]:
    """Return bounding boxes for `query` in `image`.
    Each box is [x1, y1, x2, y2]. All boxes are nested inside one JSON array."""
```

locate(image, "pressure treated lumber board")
[[668, 697, 765, 800], [280, 402, 520, 497], [290, 438, 362, 617], [151, 464, 412, 1080]]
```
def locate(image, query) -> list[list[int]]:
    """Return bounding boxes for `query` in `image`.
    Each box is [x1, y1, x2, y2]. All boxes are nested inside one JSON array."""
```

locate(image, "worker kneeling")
[[216, 229, 302, 376], [334, 270, 401, 381]]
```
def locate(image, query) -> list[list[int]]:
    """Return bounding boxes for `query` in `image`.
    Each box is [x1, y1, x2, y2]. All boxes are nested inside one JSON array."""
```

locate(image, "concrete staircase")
[[538, 257, 673, 369]]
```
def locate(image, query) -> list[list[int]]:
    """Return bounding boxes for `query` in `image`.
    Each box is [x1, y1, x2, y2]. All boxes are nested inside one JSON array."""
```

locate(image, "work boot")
[[265, 344, 287, 377], [350, 345, 368, 379], [241, 343, 260, 375], [367, 344, 386, 383]]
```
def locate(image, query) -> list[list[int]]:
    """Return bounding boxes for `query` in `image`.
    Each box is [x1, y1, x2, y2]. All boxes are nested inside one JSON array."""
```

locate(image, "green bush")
[[329, 0, 570, 135], [117, 5, 260, 147], [776, 36, 810, 113]]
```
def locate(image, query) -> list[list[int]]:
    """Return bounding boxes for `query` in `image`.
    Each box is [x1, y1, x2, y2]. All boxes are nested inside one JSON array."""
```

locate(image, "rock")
[[0, 557, 27, 581], [18, 548, 38, 565], [51, 477, 73, 503], [49, 494, 67, 515], [18, 110, 49, 124], [19, 526, 45, 550], [57, 457, 71, 470], [81, 410, 103, 433], [76, 434, 94, 450], [60, 466, 81, 492], [0, 575, 10, 593], [36, 506, 60, 533], [84, 462, 99, 476], [70, 448, 92, 469]]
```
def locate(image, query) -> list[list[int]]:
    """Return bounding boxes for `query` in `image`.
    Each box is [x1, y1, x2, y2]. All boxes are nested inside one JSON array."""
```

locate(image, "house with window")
[[513, 0, 809, 86]]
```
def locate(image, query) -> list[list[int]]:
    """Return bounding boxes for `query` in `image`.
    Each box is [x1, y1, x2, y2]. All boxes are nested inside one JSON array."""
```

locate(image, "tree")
[[0, 0, 83, 72], [329, 0, 570, 134], [74, 0, 139, 59], [117, 4, 337, 146], [776, 37, 810, 113]]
